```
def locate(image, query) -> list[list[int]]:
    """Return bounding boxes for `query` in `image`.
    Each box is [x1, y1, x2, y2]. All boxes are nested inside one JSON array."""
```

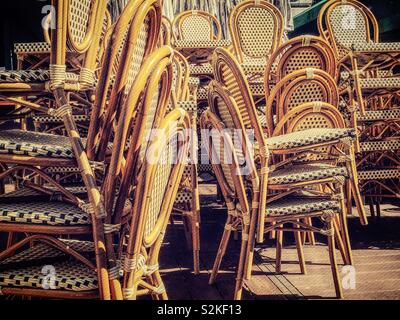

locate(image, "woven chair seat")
[[175, 39, 231, 49], [197, 86, 208, 101], [32, 114, 90, 123], [0, 186, 87, 200], [0, 239, 94, 266], [0, 260, 97, 292], [249, 81, 265, 96], [175, 189, 193, 203], [189, 63, 213, 76], [359, 140, 400, 152], [188, 77, 200, 86], [357, 109, 400, 122], [351, 42, 400, 53], [0, 201, 90, 226], [0, 129, 75, 158], [266, 196, 340, 217], [359, 77, 400, 90], [265, 128, 356, 151], [0, 69, 79, 83], [358, 169, 400, 180], [268, 164, 348, 185], [14, 42, 73, 55]]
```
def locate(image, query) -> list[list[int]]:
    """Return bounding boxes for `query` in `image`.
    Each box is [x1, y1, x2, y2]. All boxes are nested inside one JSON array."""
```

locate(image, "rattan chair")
[[172, 10, 222, 42], [211, 48, 365, 241], [0, 0, 165, 300], [264, 35, 337, 97], [229, 0, 283, 67], [122, 108, 190, 300], [200, 107, 345, 300], [318, 0, 400, 213]]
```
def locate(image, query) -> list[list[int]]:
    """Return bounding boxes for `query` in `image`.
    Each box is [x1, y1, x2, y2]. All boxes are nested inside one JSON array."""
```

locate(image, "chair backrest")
[[229, 0, 283, 64], [273, 101, 347, 162], [105, 46, 174, 224], [212, 48, 265, 141], [172, 10, 222, 41], [264, 35, 337, 96], [50, 0, 106, 88], [171, 50, 190, 102], [318, 0, 379, 60], [87, 0, 162, 160], [159, 16, 172, 46], [123, 108, 190, 299], [265, 68, 339, 135]]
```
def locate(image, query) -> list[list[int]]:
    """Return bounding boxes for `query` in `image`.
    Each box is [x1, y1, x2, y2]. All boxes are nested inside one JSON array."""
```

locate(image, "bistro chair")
[[229, 0, 283, 68], [200, 107, 345, 300], [122, 108, 191, 299], [318, 0, 400, 214], [264, 35, 337, 97], [211, 48, 362, 242], [0, 0, 165, 300]]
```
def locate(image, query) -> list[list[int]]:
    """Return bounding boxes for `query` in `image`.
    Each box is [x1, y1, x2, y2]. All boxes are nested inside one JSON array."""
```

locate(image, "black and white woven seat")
[[0, 260, 97, 292], [265, 128, 356, 151], [197, 86, 208, 101], [359, 140, 400, 152], [359, 77, 400, 90], [13, 42, 73, 55], [0, 129, 74, 158], [0, 69, 79, 83], [351, 42, 400, 53], [189, 63, 213, 76], [265, 196, 341, 217], [268, 164, 348, 185], [0, 201, 90, 226], [0, 185, 87, 200], [188, 76, 200, 86], [358, 169, 400, 181], [175, 39, 231, 49], [32, 114, 90, 124], [357, 109, 400, 122]]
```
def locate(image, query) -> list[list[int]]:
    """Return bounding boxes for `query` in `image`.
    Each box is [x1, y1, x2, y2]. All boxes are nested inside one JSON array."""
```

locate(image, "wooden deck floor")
[[161, 185, 400, 300]]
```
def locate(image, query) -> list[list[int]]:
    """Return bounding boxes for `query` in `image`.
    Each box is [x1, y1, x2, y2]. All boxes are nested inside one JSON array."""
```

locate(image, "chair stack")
[[0, 0, 191, 300]]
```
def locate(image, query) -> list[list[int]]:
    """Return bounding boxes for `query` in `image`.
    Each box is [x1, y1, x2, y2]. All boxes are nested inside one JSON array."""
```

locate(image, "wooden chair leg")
[[333, 218, 348, 265], [348, 153, 368, 225], [209, 222, 232, 285], [294, 221, 307, 274], [191, 209, 201, 275], [275, 230, 283, 273], [338, 186, 354, 265], [327, 220, 344, 299], [153, 271, 168, 300], [233, 225, 250, 300]]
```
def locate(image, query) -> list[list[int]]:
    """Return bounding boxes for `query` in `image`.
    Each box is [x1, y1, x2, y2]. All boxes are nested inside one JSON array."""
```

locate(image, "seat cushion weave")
[[359, 140, 400, 152], [188, 76, 200, 86], [359, 77, 400, 90], [268, 164, 348, 185], [190, 63, 213, 76], [266, 197, 340, 217], [358, 169, 400, 180], [32, 114, 90, 124], [0, 201, 90, 226], [352, 42, 400, 52], [0, 240, 94, 266], [197, 86, 208, 101], [0, 261, 97, 292], [357, 109, 400, 122], [0, 69, 79, 83], [175, 39, 231, 49], [0, 129, 74, 158], [266, 128, 356, 150]]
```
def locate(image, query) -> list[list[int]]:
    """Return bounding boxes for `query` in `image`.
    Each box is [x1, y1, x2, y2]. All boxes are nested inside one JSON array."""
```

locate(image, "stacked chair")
[[201, 46, 364, 300], [318, 0, 400, 216], [0, 0, 191, 300]]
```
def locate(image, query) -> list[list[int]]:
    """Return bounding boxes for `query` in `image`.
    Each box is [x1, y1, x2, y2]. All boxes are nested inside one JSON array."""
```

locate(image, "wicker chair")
[[172, 10, 222, 42], [264, 35, 337, 97], [0, 0, 164, 300], [229, 0, 283, 69], [200, 107, 345, 300], [159, 16, 173, 46], [122, 108, 190, 300], [211, 47, 364, 242], [318, 0, 400, 213]]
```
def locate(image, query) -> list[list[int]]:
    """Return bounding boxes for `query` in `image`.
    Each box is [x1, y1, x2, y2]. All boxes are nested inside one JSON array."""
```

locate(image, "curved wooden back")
[[87, 0, 162, 160], [229, 0, 283, 64], [172, 10, 222, 41], [171, 50, 190, 102], [318, 0, 379, 60], [159, 16, 172, 46], [265, 68, 339, 135], [264, 35, 337, 96], [123, 108, 190, 299]]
